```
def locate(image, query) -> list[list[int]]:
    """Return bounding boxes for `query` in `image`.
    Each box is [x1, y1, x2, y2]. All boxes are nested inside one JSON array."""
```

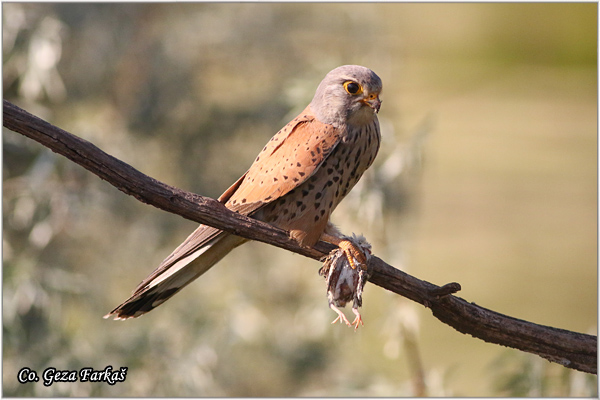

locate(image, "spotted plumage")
[[105, 65, 382, 320]]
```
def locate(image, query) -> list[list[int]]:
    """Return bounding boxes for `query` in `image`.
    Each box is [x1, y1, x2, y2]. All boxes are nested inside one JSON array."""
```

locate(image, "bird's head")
[[310, 65, 382, 127]]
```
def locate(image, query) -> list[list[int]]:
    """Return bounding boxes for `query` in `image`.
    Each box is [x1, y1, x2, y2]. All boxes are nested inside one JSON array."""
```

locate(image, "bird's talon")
[[338, 239, 368, 270]]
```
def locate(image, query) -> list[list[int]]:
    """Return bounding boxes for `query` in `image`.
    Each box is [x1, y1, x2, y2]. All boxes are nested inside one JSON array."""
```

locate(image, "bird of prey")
[[105, 65, 382, 322]]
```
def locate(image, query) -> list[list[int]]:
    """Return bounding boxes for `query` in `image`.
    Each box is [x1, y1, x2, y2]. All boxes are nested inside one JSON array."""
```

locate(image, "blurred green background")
[[3, 3, 597, 397]]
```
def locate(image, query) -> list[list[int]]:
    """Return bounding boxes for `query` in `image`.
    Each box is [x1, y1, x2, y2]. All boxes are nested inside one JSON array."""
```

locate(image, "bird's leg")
[[351, 306, 364, 331], [320, 233, 368, 271], [329, 303, 351, 326]]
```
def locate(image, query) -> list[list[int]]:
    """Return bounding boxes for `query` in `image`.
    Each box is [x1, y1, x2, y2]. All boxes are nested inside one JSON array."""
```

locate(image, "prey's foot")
[[351, 307, 364, 331], [330, 304, 351, 326]]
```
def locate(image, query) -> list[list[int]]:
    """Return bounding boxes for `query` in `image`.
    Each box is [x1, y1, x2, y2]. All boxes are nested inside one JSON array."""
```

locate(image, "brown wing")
[[127, 106, 339, 294], [224, 105, 341, 215]]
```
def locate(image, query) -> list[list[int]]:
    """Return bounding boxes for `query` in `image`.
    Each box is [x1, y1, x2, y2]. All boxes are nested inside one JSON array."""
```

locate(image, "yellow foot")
[[338, 239, 367, 270], [321, 233, 368, 270]]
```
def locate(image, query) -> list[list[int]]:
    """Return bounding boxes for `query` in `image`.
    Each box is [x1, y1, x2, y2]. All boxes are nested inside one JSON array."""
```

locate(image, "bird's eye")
[[343, 81, 363, 95]]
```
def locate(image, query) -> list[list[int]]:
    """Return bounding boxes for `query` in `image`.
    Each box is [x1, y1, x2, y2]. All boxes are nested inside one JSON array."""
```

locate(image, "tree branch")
[[4, 99, 596, 375]]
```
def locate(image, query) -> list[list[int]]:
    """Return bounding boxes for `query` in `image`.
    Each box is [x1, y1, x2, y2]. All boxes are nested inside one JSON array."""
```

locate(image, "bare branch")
[[4, 99, 596, 375]]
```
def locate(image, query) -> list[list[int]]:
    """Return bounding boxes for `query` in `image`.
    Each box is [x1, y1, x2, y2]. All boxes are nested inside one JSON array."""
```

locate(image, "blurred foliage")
[[491, 351, 598, 397], [3, 3, 597, 397]]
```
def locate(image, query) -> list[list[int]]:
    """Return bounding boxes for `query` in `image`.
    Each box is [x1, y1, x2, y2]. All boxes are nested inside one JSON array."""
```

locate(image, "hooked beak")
[[362, 95, 382, 114]]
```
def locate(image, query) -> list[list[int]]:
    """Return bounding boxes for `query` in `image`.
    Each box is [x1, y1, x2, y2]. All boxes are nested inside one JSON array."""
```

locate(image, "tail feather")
[[104, 232, 246, 320]]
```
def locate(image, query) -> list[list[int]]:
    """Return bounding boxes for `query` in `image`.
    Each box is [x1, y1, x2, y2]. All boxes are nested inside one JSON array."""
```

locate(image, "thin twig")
[[3, 99, 596, 375]]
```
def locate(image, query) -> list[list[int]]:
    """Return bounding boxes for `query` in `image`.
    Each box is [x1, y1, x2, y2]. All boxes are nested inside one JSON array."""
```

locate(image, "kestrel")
[[105, 65, 382, 320]]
